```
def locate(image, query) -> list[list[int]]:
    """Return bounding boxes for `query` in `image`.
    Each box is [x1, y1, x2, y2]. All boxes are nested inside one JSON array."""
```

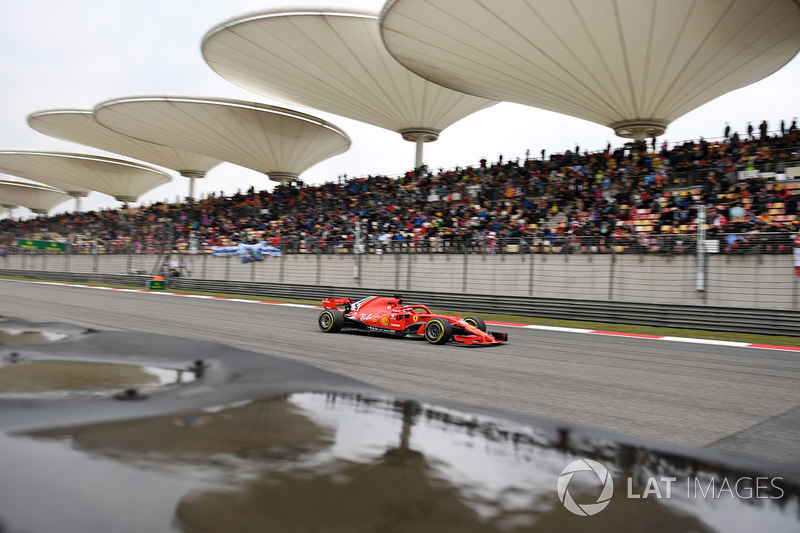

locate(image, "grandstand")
[[1, 124, 798, 258]]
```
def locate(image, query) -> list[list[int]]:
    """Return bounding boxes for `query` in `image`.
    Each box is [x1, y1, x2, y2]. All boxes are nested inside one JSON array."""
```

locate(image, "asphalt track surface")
[[3, 279, 800, 467]]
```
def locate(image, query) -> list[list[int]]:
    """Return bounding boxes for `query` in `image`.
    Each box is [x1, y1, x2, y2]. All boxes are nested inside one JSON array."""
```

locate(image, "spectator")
[[2, 119, 798, 259]]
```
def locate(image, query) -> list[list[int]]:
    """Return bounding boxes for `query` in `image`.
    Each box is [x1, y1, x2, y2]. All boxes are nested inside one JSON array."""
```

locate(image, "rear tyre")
[[424, 318, 452, 345], [318, 309, 344, 333], [463, 316, 487, 332]]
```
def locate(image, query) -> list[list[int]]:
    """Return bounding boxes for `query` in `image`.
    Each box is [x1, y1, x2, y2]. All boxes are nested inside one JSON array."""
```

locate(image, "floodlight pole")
[[180, 171, 205, 201], [612, 120, 667, 143], [400, 129, 439, 172], [354, 220, 363, 284], [266, 172, 298, 185], [66, 192, 88, 213], [696, 204, 706, 295], [158, 217, 175, 282]]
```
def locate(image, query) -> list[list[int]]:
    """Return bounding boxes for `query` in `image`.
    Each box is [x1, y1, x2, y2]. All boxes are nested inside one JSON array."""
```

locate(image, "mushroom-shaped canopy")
[[94, 96, 351, 184], [0, 151, 171, 203], [380, 0, 800, 140], [0, 179, 71, 214], [27, 109, 222, 180], [201, 9, 496, 144]]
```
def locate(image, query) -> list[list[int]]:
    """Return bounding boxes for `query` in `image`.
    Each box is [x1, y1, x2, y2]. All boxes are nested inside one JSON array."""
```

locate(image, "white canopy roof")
[[0, 179, 70, 214], [201, 9, 496, 145], [28, 109, 222, 178], [380, 0, 800, 140], [0, 151, 171, 203], [94, 96, 351, 183]]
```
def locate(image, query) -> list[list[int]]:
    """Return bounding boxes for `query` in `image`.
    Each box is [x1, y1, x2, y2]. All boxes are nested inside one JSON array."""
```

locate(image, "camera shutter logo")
[[557, 459, 614, 516]]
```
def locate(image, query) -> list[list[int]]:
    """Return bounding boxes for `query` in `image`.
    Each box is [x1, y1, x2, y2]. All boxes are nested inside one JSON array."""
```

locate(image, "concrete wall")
[[2, 251, 797, 309]]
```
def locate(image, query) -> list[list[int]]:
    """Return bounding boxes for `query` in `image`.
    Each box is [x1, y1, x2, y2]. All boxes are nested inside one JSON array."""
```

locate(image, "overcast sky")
[[1, 0, 798, 218]]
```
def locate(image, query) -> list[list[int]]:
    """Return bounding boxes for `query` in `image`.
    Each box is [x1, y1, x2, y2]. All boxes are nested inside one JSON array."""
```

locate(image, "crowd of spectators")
[[1, 119, 799, 257]]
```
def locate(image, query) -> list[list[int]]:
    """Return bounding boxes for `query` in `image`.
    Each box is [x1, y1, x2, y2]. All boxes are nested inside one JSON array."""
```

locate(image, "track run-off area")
[[3, 278, 800, 466]]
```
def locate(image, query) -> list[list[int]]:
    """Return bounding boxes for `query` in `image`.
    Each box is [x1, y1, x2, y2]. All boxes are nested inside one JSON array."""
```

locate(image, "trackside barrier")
[[3, 245, 796, 309], [3, 269, 799, 337]]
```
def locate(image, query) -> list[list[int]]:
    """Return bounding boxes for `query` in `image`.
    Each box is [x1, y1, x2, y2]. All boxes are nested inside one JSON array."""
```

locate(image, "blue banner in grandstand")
[[211, 243, 282, 257]]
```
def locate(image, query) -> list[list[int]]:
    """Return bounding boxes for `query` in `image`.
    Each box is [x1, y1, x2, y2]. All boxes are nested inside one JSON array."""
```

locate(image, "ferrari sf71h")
[[317, 295, 508, 346]]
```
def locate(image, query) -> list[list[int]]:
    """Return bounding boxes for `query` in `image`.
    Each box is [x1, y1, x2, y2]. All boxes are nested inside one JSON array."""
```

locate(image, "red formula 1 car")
[[317, 295, 508, 346]]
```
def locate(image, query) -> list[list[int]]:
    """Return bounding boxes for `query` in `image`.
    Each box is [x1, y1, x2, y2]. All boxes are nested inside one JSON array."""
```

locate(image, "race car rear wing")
[[322, 298, 352, 310]]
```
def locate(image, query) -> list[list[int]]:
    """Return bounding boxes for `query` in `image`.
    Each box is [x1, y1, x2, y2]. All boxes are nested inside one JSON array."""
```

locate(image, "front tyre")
[[318, 309, 344, 333], [463, 316, 487, 332], [424, 318, 452, 345]]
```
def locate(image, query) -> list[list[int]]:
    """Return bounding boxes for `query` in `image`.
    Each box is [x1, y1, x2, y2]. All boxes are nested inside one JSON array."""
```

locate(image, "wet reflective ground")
[[0, 331, 67, 344], [0, 360, 196, 399], [0, 393, 797, 532], [0, 320, 195, 398]]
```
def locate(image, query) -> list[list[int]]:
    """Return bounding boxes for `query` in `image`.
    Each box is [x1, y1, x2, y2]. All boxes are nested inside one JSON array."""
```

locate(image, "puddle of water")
[[0, 393, 795, 532], [0, 360, 196, 399], [0, 331, 67, 344]]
